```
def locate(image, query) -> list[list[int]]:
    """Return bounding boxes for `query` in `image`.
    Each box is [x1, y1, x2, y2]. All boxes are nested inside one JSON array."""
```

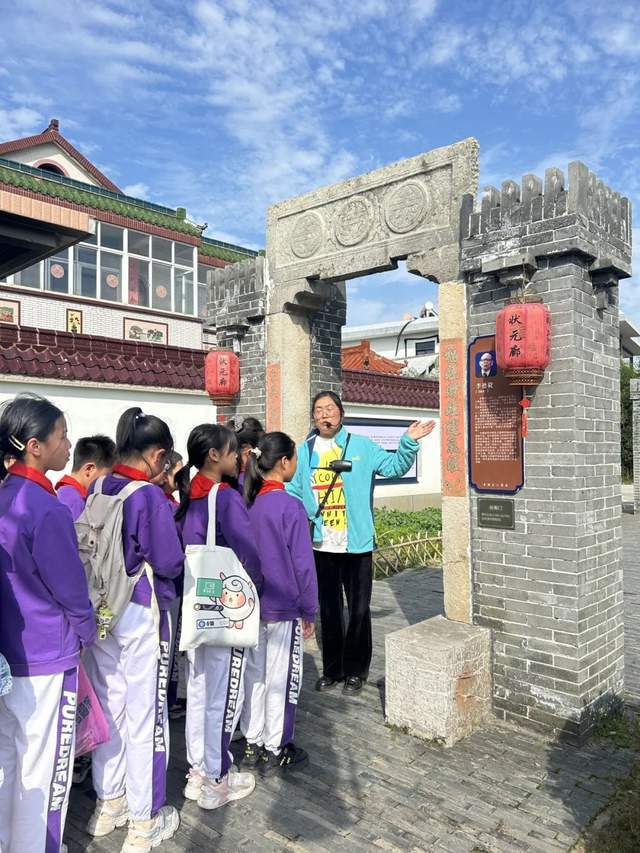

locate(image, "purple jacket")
[[56, 483, 86, 521], [0, 476, 96, 676], [177, 486, 263, 592], [94, 474, 184, 611], [248, 490, 318, 623]]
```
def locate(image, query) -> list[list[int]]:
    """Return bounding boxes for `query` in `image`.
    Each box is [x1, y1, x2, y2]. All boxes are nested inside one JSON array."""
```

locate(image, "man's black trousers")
[[314, 550, 373, 681]]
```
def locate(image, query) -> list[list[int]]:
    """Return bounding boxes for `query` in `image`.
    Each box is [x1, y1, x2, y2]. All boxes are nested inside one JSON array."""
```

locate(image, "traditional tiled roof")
[[0, 325, 206, 392], [0, 160, 203, 238], [342, 340, 404, 374], [199, 237, 259, 265], [0, 120, 122, 193], [342, 368, 439, 410]]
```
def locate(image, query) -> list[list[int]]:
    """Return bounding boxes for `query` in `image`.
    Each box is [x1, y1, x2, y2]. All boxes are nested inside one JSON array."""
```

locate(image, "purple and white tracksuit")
[[178, 486, 262, 781], [55, 482, 86, 521], [241, 490, 318, 754], [0, 475, 96, 853], [82, 474, 184, 821]]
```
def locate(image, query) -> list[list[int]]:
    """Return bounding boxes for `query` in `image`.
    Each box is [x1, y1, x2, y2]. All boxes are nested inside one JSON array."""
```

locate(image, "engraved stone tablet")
[[334, 197, 371, 247], [290, 212, 323, 258], [384, 181, 428, 233]]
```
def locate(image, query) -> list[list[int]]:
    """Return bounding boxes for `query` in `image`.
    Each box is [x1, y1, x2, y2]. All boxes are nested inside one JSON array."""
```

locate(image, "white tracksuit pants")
[[0, 668, 78, 853], [240, 620, 302, 754], [83, 602, 170, 821], [186, 645, 245, 781]]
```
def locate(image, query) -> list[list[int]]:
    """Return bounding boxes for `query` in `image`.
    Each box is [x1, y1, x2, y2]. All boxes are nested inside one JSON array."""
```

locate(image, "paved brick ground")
[[66, 514, 640, 852]]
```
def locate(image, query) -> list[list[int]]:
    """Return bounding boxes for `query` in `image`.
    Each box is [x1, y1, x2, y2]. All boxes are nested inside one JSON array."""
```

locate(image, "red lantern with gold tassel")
[[495, 302, 551, 385], [205, 351, 240, 404], [496, 301, 551, 439]]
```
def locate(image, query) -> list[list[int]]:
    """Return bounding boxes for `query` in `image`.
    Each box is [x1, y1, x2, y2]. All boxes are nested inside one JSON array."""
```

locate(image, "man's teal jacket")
[[286, 425, 420, 554]]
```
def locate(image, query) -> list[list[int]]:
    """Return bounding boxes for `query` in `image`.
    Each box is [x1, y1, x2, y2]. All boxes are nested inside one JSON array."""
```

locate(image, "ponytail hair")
[[115, 407, 173, 460], [243, 431, 295, 505], [0, 393, 64, 482], [174, 423, 237, 521]]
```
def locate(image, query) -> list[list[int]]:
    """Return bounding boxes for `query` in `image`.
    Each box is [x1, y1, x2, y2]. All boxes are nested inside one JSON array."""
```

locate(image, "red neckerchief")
[[189, 472, 229, 500], [257, 480, 285, 497], [112, 463, 150, 482], [55, 474, 88, 499], [9, 462, 56, 495], [166, 492, 179, 505]]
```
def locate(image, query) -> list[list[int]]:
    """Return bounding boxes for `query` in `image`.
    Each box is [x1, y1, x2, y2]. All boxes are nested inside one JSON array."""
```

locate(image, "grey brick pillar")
[[462, 163, 632, 742], [207, 257, 267, 426], [632, 379, 640, 515]]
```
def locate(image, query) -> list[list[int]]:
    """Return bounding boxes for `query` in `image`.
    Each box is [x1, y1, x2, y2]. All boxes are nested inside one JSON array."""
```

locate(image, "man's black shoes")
[[315, 675, 341, 691], [343, 676, 364, 695]]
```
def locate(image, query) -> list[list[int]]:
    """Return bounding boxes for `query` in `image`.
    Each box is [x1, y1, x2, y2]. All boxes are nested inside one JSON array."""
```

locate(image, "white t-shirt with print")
[[311, 436, 348, 553]]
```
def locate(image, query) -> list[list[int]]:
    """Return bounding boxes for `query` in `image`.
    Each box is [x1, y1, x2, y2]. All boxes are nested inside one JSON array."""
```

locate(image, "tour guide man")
[[287, 390, 435, 695]]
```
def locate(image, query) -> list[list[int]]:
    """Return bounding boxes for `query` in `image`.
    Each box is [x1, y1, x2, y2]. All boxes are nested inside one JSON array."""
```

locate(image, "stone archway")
[[264, 138, 479, 625]]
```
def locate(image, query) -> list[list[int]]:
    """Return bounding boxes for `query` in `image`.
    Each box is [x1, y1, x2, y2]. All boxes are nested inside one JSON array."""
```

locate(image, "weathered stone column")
[[632, 378, 640, 515], [462, 163, 632, 742]]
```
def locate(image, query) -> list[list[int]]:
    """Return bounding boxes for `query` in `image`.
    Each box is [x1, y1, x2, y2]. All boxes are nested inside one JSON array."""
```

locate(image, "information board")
[[344, 418, 417, 482], [468, 335, 524, 494]]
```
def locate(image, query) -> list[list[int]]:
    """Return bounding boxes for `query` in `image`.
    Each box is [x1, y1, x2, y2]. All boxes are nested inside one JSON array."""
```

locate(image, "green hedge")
[[374, 507, 442, 544]]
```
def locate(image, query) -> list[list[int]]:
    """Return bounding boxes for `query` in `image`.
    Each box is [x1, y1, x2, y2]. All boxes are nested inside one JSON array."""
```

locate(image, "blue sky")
[[0, 0, 639, 329]]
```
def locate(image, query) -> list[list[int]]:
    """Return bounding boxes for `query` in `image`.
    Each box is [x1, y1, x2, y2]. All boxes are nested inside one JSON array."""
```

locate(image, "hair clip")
[[9, 434, 25, 451], [135, 412, 146, 420], [251, 447, 262, 459]]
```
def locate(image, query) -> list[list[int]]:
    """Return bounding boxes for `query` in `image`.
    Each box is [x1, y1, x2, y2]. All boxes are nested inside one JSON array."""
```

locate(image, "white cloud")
[[122, 182, 150, 198], [408, 0, 437, 22], [0, 106, 42, 139]]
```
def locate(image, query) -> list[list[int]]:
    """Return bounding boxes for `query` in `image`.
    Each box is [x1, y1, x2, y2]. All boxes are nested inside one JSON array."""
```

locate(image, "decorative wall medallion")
[[334, 197, 372, 247], [105, 273, 119, 289], [50, 263, 65, 279], [155, 285, 168, 299], [384, 181, 428, 233], [290, 212, 323, 258]]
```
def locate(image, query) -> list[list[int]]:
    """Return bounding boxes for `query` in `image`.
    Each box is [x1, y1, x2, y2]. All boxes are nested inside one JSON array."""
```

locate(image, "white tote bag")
[[179, 484, 260, 651]]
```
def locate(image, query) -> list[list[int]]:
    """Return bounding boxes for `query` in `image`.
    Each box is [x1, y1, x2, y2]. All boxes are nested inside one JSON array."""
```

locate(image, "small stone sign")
[[477, 497, 515, 530], [468, 334, 524, 493]]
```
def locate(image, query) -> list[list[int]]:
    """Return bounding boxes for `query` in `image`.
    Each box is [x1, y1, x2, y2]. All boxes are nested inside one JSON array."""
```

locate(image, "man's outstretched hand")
[[407, 420, 436, 441]]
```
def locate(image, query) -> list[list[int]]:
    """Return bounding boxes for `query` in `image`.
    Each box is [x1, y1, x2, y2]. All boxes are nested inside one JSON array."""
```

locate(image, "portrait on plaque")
[[475, 350, 497, 378]]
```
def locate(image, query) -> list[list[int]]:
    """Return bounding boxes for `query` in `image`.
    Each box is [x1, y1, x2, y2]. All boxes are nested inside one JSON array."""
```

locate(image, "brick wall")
[[462, 163, 631, 742], [309, 282, 347, 402], [208, 257, 267, 426], [631, 379, 640, 514]]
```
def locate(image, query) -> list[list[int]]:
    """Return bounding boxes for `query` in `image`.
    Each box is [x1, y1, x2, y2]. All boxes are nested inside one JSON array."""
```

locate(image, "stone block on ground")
[[385, 614, 491, 746]]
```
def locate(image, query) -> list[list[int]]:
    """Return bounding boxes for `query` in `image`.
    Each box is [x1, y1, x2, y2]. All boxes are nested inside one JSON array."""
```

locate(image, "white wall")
[[0, 288, 202, 350], [8, 143, 101, 185], [0, 379, 216, 480], [343, 401, 441, 509]]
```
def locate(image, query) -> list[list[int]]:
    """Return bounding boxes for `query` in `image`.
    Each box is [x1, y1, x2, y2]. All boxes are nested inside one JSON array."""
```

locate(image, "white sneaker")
[[87, 794, 129, 836], [121, 805, 180, 852], [183, 767, 206, 801], [197, 769, 255, 810]]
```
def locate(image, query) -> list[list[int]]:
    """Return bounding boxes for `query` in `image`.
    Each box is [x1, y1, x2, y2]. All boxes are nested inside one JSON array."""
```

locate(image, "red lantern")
[[495, 302, 551, 387], [205, 351, 240, 404]]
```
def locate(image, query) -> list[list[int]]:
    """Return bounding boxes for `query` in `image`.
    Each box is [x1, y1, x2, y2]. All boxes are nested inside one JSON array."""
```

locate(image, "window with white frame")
[[5, 223, 197, 316]]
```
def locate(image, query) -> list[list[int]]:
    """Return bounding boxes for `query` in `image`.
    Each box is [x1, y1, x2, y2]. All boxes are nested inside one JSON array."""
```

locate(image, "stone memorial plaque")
[[477, 498, 515, 530], [468, 335, 524, 493]]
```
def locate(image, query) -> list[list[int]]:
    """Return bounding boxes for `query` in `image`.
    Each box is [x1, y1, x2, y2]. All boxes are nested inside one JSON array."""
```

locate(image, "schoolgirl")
[[82, 407, 184, 853], [0, 393, 96, 853], [175, 423, 263, 809], [240, 432, 317, 774]]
